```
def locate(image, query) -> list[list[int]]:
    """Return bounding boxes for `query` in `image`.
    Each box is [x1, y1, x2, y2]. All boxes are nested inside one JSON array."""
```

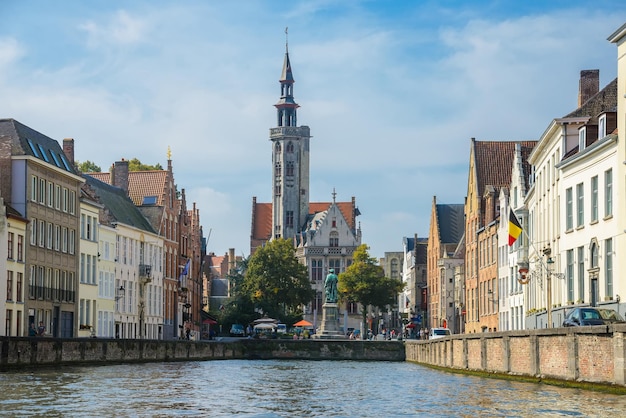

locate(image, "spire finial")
[[332, 188, 337, 203], [167, 146, 172, 160], [285, 27, 288, 53]]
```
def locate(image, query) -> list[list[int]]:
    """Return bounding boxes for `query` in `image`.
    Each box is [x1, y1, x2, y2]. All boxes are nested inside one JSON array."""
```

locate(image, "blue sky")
[[1, 1, 625, 259]]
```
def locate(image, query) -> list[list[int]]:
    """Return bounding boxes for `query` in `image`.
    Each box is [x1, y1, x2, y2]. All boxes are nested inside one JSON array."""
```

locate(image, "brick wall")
[[406, 325, 626, 387]]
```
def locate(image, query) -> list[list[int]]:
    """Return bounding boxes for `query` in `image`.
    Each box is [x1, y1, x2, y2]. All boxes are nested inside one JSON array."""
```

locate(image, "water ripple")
[[1, 360, 625, 417]]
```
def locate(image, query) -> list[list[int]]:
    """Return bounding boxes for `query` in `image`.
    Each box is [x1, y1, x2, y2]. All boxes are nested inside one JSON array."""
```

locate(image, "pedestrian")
[[37, 321, 46, 336], [29, 322, 37, 337]]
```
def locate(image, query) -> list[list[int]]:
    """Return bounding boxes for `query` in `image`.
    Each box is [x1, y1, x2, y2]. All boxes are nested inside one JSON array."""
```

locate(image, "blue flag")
[[181, 259, 190, 276]]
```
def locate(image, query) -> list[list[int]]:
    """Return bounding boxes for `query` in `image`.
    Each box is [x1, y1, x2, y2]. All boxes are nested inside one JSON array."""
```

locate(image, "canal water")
[[1, 360, 625, 417]]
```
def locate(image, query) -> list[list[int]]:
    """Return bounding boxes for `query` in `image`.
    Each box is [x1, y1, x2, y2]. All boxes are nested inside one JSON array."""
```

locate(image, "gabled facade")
[[77, 192, 101, 337], [0, 120, 84, 338], [427, 197, 464, 332], [497, 141, 535, 331], [464, 139, 536, 333]]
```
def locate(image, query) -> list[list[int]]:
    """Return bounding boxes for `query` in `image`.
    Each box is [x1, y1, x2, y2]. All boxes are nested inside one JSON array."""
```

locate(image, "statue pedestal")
[[315, 302, 345, 339]]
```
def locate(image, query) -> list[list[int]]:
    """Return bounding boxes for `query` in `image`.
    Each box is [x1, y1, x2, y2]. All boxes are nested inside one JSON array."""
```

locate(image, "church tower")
[[270, 31, 311, 240]]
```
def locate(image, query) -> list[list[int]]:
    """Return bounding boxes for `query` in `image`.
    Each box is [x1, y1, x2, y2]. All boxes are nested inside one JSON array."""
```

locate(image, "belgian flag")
[[508, 209, 522, 246]]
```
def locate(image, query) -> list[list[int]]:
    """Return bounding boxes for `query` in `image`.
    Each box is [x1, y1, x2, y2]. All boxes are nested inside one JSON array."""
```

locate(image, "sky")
[[1, 1, 625, 259]]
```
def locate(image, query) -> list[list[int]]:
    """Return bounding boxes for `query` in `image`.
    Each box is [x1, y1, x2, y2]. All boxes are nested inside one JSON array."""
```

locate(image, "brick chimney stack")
[[112, 159, 129, 194], [578, 69, 599, 107], [62, 138, 75, 166]]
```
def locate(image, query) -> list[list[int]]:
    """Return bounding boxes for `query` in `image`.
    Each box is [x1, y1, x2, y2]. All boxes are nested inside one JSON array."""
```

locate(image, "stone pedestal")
[[315, 302, 345, 339]]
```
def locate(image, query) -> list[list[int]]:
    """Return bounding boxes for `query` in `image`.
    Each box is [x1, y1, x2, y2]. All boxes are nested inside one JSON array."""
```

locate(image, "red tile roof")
[[85, 171, 169, 206]]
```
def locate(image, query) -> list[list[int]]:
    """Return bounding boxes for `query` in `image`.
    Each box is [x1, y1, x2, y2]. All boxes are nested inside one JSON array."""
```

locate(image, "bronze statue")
[[324, 269, 338, 303]]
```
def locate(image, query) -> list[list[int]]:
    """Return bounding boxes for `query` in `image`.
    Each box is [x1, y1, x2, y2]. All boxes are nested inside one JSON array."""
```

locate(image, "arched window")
[[286, 161, 294, 177], [329, 231, 339, 247], [286, 142, 294, 153], [275, 162, 281, 177], [275, 142, 281, 153], [590, 241, 598, 268]]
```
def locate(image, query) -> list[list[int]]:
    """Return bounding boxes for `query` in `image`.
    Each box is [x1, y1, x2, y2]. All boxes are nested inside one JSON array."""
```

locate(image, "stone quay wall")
[[0, 338, 405, 370], [405, 324, 626, 386]]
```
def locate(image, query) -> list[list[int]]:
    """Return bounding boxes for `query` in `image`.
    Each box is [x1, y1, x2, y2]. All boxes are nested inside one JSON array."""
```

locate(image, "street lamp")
[[546, 256, 554, 327]]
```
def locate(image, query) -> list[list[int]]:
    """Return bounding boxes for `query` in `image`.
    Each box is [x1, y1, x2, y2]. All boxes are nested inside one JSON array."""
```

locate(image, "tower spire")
[[275, 28, 298, 127]]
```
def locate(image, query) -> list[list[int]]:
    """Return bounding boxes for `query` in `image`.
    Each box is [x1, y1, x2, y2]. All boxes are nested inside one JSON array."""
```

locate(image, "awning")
[[202, 318, 217, 325], [406, 323, 416, 329]]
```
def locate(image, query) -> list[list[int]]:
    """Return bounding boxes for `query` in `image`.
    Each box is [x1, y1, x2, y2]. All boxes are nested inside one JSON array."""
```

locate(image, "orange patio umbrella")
[[293, 319, 313, 327]]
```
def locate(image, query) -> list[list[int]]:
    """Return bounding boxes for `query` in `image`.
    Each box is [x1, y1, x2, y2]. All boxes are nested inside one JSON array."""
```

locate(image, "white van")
[[429, 327, 451, 339]]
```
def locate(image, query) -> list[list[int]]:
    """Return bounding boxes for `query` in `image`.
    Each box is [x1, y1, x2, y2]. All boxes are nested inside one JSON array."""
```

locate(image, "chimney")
[[112, 159, 129, 194], [578, 69, 599, 107], [62, 138, 75, 166]]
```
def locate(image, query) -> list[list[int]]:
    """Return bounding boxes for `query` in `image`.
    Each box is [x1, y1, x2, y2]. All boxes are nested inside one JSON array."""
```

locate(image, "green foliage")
[[219, 257, 256, 327], [76, 160, 102, 173], [338, 244, 404, 335], [128, 158, 163, 171], [242, 239, 314, 321]]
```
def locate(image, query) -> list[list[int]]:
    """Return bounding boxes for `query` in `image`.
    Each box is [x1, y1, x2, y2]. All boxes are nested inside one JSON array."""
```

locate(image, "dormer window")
[[598, 114, 606, 139], [578, 127, 586, 151]]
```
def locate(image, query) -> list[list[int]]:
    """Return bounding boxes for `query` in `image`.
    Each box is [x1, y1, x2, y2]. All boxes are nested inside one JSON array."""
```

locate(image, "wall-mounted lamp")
[[115, 286, 125, 301]]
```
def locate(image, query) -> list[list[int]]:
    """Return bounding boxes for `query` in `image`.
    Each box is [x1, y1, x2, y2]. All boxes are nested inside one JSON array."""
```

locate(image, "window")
[[55, 185, 61, 210], [7, 232, 13, 259], [590, 242, 598, 269], [576, 183, 584, 227], [39, 178, 45, 204], [38, 220, 45, 247], [286, 211, 294, 228], [590, 175, 598, 222], [328, 259, 341, 274], [69, 230, 75, 254], [577, 246, 584, 302], [47, 182, 54, 207], [329, 232, 339, 247], [598, 114, 606, 139], [286, 161, 294, 177], [47, 223, 53, 249], [605, 238, 613, 298], [17, 235, 23, 261], [61, 227, 68, 253], [604, 169, 612, 217], [311, 259, 323, 282], [274, 163, 281, 177], [62, 188, 68, 212], [16, 272, 23, 302], [565, 188, 573, 230], [142, 196, 158, 205], [54, 225, 60, 251], [80, 253, 86, 283], [578, 127, 586, 151], [30, 220, 36, 246], [69, 191, 76, 215], [566, 249, 574, 302], [286, 142, 294, 153], [81, 214, 86, 239], [31, 175, 37, 201], [7, 271, 13, 301]]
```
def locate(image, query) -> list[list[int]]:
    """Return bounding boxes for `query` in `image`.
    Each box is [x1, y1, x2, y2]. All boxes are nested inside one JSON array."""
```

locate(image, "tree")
[[128, 158, 163, 171], [241, 238, 314, 321], [76, 160, 102, 173], [338, 244, 404, 339], [218, 257, 257, 331]]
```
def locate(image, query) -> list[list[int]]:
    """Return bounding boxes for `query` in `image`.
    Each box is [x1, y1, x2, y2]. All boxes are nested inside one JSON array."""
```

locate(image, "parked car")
[[229, 324, 245, 337], [429, 327, 451, 339], [562, 307, 625, 327]]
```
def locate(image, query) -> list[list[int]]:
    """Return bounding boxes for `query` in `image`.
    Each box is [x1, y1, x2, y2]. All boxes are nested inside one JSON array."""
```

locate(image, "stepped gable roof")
[[414, 239, 428, 265], [435, 203, 465, 244], [564, 78, 617, 119], [83, 174, 155, 233], [474, 140, 537, 200], [84, 170, 168, 206], [0, 118, 77, 175]]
